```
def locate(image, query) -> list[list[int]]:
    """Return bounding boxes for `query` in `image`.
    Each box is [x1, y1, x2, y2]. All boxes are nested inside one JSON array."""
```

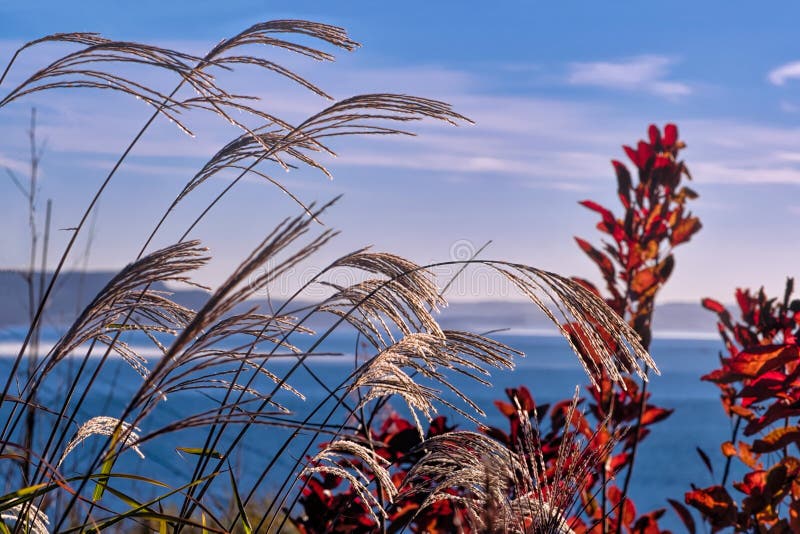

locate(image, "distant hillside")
[[0, 270, 209, 328], [439, 300, 719, 337], [0, 270, 721, 337]]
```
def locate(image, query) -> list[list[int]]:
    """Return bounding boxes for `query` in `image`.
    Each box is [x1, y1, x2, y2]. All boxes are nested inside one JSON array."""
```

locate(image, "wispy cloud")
[[3, 35, 799, 303], [5, 43, 800, 192], [768, 61, 800, 86], [566, 55, 691, 98], [0, 153, 29, 176]]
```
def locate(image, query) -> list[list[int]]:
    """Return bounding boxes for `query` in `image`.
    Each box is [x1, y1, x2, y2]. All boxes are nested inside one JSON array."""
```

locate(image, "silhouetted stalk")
[[614, 299, 656, 534], [1, 95, 191, 528], [0, 85, 184, 451], [601, 466, 608, 534], [615, 372, 648, 534], [721, 416, 741, 486], [52, 206, 335, 530], [0, 48, 22, 86], [21, 108, 42, 486]]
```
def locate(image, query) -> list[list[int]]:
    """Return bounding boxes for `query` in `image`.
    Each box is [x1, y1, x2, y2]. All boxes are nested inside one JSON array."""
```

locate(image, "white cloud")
[[679, 119, 800, 184], [775, 151, 800, 163], [0, 153, 28, 174], [8, 61, 800, 193], [5, 41, 800, 193], [768, 61, 800, 86], [690, 161, 800, 185], [566, 55, 691, 98]]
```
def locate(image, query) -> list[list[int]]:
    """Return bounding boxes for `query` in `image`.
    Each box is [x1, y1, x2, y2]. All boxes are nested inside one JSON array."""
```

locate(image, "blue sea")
[[0, 328, 736, 531]]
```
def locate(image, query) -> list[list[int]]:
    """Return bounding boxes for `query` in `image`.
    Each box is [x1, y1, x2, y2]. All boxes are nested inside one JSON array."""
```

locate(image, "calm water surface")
[[0, 328, 735, 530]]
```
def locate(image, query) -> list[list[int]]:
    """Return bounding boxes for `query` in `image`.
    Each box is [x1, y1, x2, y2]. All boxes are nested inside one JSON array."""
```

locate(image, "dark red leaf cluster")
[[683, 279, 800, 532], [293, 412, 469, 533], [571, 485, 670, 534]]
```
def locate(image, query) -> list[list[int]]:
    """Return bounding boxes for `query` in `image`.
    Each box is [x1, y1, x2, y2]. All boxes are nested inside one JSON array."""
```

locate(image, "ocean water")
[[0, 328, 736, 530]]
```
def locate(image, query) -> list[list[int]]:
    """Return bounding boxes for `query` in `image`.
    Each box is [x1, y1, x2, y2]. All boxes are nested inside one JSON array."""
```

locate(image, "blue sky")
[[0, 2, 798, 303]]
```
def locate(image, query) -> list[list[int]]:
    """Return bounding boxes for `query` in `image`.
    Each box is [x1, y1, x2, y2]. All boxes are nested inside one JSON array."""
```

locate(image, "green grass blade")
[[176, 447, 224, 460], [228, 466, 252, 534]]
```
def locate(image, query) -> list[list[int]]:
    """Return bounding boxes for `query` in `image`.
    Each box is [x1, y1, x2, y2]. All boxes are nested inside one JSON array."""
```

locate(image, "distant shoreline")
[[0, 329, 722, 361]]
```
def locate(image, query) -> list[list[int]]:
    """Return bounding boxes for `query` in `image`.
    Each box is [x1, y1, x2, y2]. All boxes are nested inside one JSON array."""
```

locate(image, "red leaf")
[[653, 154, 672, 169], [738, 370, 789, 404], [636, 140, 655, 169], [574, 237, 615, 281], [671, 216, 701, 245], [681, 186, 699, 200], [735, 288, 753, 316], [664, 124, 678, 147], [631, 515, 662, 534], [728, 344, 799, 379], [752, 426, 800, 453], [613, 160, 632, 207], [657, 254, 675, 281], [648, 124, 661, 146], [696, 446, 714, 475], [623, 145, 640, 167], [792, 500, 800, 532], [733, 470, 766, 496], [481, 425, 510, 445], [745, 401, 800, 436], [494, 400, 516, 418], [631, 268, 658, 296], [621, 498, 637, 527], [737, 441, 760, 469], [685, 486, 736, 527], [579, 200, 615, 226], [729, 405, 755, 418], [507, 386, 535, 412], [765, 463, 791, 495], [641, 406, 673, 426], [668, 498, 696, 534], [702, 298, 726, 314], [607, 485, 636, 525], [721, 441, 736, 457], [609, 452, 631, 474], [427, 416, 453, 436]]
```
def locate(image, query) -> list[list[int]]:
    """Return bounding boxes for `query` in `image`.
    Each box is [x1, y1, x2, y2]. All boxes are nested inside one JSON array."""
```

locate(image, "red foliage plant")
[[571, 123, 699, 348], [681, 279, 800, 532], [558, 123, 700, 533]]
